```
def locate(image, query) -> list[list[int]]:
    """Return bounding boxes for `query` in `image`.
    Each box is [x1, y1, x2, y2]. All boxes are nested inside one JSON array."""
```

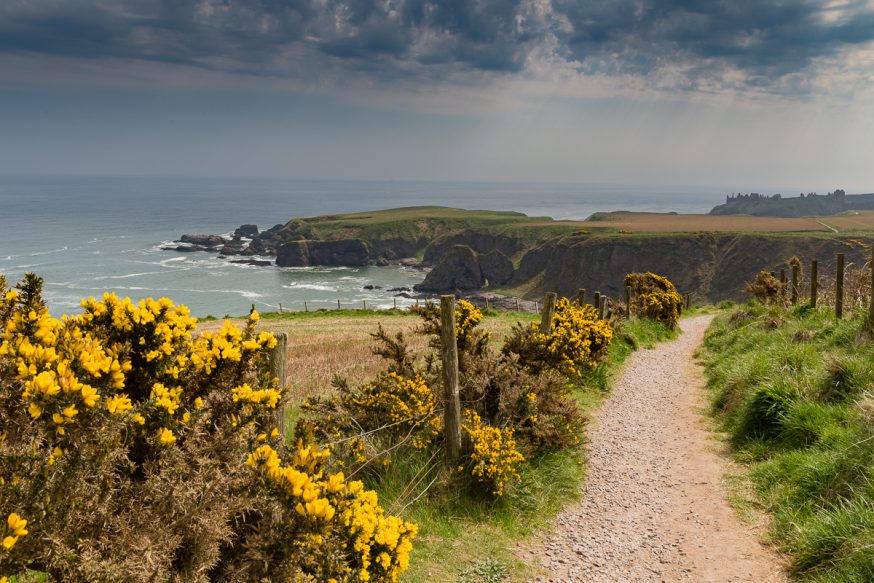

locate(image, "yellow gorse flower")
[[532, 298, 614, 376], [246, 442, 417, 582], [461, 410, 524, 497], [2, 513, 28, 550]]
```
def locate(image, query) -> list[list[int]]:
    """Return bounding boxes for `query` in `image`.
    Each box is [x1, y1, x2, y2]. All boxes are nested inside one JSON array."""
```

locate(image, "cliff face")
[[276, 239, 370, 267], [510, 234, 873, 302]]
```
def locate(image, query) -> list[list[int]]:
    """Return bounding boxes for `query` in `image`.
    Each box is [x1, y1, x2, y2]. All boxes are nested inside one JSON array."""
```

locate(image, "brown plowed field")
[[547, 210, 874, 233]]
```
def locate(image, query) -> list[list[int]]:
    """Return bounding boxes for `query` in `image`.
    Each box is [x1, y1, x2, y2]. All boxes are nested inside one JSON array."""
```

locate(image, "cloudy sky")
[[1, 0, 873, 190]]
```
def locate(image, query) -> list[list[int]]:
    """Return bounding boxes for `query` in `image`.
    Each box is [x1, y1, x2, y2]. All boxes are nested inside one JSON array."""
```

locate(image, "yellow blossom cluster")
[[461, 410, 525, 497], [352, 373, 441, 449], [455, 299, 484, 347], [533, 298, 614, 376], [247, 442, 417, 582], [190, 313, 276, 375], [2, 513, 27, 551], [232, 382, 281, 410], [625, 272, 683, 327]]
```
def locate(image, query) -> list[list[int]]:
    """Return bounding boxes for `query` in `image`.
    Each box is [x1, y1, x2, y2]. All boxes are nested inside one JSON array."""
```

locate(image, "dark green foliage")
[[740, 384, 798, 440]]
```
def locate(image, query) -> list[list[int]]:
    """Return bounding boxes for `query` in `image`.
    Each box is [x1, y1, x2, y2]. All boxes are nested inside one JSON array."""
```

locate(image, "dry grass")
[[537, 211, 874, 233], [200, 311, 535, 403]]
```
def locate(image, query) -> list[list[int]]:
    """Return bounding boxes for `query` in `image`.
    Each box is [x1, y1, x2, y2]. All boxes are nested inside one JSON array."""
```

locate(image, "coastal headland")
[[167, 205, 874, 304]]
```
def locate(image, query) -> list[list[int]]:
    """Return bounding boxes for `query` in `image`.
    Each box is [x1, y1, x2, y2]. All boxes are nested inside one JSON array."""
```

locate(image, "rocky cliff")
[[276, 239, 370, 267], [509, 233, 873, 302]]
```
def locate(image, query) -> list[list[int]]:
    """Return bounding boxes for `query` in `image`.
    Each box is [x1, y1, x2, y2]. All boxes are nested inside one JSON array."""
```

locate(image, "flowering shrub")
[[298, 297, 588, 502], [460, 410, 524, 496], [625, 272, 684, 327], [413, 299, 489, 372], [745, 270, 785, 305], [0, 273, 415, 582], [503, 298, 614, 377], [298, 371, 442, 468], [246, 442, 417, 582]]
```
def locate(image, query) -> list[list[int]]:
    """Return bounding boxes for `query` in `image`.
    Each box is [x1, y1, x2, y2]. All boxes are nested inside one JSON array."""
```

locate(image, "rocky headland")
[[166, 206, 874, 304]]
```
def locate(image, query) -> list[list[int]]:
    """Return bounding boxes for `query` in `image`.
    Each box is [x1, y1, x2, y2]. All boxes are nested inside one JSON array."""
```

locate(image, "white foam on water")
[[28, 246, 68, 257], [91, 271, 167, 281], [282, 282, 338, 292]]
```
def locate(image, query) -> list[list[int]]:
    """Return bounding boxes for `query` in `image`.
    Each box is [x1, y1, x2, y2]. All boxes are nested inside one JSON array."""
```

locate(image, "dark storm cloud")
[[554, 0, 874, 86], [2, 1, 873, 92]]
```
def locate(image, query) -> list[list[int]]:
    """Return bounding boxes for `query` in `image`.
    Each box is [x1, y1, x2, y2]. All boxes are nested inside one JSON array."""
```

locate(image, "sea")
[[0, 176, 728, 317]]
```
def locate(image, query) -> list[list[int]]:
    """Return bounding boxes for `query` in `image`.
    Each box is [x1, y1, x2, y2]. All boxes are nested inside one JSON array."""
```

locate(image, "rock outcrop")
[[479, 249, 514, 286], [234, 224, 259, 238], [276, 239, 370, 267], [415, 245, 485, 291], [179, 234, 225, 248]]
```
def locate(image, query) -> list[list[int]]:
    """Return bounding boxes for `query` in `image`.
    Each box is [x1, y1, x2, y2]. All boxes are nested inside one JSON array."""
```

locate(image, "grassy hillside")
[[283, 206, 553, 245], [700, 303, 874, 581]]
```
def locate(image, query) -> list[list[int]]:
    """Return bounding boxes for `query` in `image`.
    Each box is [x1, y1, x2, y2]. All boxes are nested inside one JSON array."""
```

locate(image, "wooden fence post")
[[440, 295, 462, 465], [515, 298, 520, 311], [593, 292, 601, 316], [394, 297, 397, 309], [624, 286, 631, 319], [534, 301, 539, 314], [485, 297, 490, 311], [541, 292, 557, 334], [780, 269, 787, 301], [869, 246, 874, 326], [836, 253, 845, 319], [304, 301, 308, 312], [270, 332, 288, 437], [338, 299, 341, 309], [599, 295, 607, 320], [810, 260, 818, 308], [363, 300, 367, 310], [578, 288, 586, 306], [791, 264, 799, 305]]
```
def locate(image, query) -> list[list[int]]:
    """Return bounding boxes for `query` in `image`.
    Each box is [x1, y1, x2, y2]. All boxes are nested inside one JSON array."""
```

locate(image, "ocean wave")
[[282, 282, 338, 292], [28, 246, 68, 257], [91, 271, 168, 281]]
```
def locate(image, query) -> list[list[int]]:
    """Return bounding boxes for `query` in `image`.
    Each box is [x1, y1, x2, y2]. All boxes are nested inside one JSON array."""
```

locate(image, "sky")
[[1, 0, 873, 191]]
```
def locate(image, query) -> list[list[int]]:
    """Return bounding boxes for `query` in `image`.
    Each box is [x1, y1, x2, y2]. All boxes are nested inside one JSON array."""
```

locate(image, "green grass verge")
[[699, 302, 874, 582], [389, 316, 675, 582]]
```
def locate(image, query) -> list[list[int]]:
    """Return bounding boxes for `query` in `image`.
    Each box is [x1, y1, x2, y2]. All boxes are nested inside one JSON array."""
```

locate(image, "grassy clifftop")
[[281, 206, 554, 245]]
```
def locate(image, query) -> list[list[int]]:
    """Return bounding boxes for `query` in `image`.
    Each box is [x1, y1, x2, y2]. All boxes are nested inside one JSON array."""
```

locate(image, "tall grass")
[[700, 302, 874, 581]]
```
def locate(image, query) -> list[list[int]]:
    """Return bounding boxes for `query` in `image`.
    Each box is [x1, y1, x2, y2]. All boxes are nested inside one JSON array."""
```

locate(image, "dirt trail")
[[534, 315, 787, 583]]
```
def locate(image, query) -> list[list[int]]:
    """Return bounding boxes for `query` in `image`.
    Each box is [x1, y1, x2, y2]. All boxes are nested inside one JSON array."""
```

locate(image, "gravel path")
[[534, 315, 787, 583]]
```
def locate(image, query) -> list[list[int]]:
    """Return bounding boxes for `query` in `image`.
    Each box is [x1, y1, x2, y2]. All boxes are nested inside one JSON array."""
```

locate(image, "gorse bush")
[[502, 298, 613, 378], [0, 274, 415, 582], [460, 409, 524, 497], [744, 270, 785, 305], [624, 272, 683, 327], [301, 298, 595, 501]]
